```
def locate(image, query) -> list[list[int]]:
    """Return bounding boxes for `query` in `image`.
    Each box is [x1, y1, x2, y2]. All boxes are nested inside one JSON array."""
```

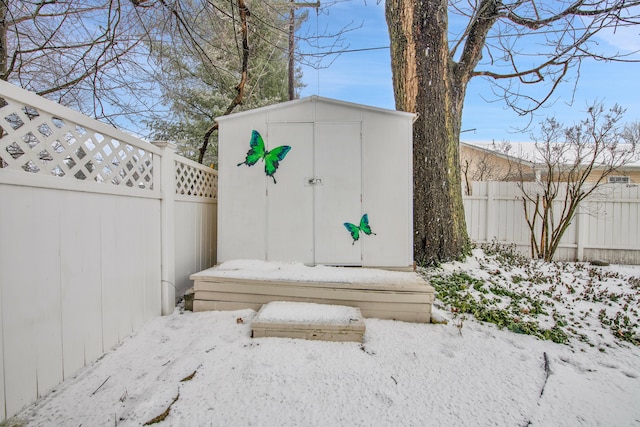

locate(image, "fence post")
[[153, 141, 178, 315]]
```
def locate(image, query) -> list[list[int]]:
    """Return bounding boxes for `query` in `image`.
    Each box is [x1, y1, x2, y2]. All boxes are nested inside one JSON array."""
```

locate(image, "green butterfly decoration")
[[237, 130, 291, 184], [344, 214, 376, 245]]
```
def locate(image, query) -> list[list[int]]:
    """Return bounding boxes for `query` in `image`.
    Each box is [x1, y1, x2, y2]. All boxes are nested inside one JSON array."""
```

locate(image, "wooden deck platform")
[[190, 262, 434, 323]]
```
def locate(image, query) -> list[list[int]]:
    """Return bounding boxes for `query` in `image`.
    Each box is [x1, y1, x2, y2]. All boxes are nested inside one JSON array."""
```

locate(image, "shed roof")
[[215, 95, 416, 122]]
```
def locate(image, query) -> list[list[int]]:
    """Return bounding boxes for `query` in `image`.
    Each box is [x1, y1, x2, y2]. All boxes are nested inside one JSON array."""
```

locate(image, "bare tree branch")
[[450, 0, 640, 117]]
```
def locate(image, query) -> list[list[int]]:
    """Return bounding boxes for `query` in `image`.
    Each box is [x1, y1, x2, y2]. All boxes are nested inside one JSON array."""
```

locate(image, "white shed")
[[216, 96, 415, 270]]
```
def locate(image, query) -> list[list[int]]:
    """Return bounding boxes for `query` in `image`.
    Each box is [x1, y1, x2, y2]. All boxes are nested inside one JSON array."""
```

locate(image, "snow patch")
[[255, 301, 361, 324], [204, 259, 422, 285], [10, 255, 640, 427]]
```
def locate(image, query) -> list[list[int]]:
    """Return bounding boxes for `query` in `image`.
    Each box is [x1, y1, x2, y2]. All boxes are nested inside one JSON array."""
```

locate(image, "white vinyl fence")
[[464, 181, 640, 264], [0, 80, 217, 419]]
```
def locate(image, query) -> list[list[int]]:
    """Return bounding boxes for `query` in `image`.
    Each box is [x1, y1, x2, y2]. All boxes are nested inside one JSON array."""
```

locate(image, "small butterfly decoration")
[[237, 130, 291, 184], [343, 214, 376, 245]]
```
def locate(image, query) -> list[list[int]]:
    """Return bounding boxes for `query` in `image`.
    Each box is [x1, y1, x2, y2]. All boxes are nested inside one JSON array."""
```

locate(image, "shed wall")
[[361, 109, 413, 267], [217, 115, 268, 261], [217, 97, 413, 268]]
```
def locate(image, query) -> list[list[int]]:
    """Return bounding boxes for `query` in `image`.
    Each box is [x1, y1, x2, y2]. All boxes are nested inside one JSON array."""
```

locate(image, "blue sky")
[[297, 1, 640, 143]]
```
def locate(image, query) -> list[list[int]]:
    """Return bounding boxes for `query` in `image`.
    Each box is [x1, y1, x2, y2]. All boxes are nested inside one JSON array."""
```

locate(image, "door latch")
[[306, 177, 323, 186]]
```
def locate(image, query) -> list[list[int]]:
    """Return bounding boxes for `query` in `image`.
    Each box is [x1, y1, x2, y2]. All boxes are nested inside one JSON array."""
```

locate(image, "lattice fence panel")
[[0, 95, 154, 190], [175, 160, 217, 199]]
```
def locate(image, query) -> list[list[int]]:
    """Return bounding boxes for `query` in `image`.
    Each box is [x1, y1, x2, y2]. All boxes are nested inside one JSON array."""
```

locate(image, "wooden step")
[[251, 301, 366, 342]]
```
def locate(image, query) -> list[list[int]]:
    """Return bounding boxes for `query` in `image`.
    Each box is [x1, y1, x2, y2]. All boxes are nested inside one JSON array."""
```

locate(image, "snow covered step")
[[251, 301, 366, 342]]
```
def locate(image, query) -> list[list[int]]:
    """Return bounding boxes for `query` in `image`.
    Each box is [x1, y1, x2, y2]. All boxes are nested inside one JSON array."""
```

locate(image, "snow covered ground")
[[8, 251, 640, 427]]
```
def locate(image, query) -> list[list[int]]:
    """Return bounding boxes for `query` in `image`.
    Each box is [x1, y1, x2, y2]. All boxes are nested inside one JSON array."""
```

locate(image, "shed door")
[[266, 123, 314, 264], [313, 122, 362, 265]]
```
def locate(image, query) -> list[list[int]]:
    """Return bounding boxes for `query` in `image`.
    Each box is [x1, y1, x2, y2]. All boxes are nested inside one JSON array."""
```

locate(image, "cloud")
[[597, 24, 640, 54]]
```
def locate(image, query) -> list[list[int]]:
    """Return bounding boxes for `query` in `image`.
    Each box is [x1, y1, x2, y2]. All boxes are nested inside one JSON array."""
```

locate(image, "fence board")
[[630, 201, 639, 247], [100, 198, 124, 350], [1, 186, 38, 416], [129, 201, 146, 333], [175, 201, 197, 297], [0, 251, 3, 422], [143, 205, 162, 322], [32, 190, 63, 397], [60, 192, 102, 377], [0, 188, 7, 420], [175, 200, 218, 297], [464, 181, 640, 263]]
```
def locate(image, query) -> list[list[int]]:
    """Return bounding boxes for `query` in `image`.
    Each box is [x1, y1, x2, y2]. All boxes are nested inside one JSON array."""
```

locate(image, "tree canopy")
[[0, 0, 154, 124], [0, 0, 316, 160]]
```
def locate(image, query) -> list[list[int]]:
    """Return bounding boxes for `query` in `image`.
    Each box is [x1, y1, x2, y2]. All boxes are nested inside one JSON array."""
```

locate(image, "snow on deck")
[[195, 259, 423, 285]]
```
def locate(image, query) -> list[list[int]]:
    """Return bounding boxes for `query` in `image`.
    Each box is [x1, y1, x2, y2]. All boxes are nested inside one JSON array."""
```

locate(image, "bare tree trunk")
[[386, 0, 470, 264]]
